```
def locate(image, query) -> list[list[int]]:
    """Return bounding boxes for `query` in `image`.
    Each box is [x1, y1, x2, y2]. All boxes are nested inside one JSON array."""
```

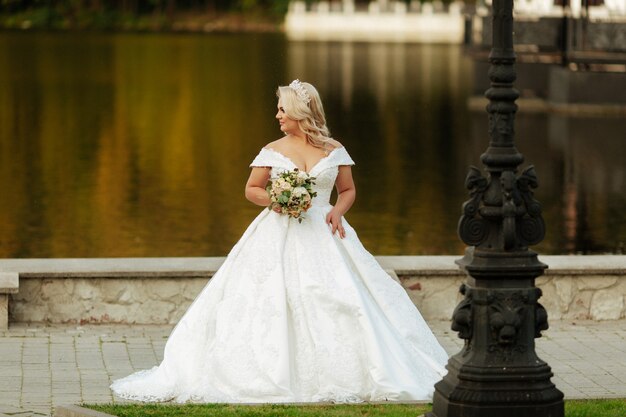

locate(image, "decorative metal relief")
[[458, 167, 489, 247], [501, 170, 518, 249], [458, 163, 546, 251], [451, 284, 473, 341], [487, 111, 515, 145], [516, 166, 546, 247], [489, 303, 524, 346], [486, 290, 528, 358], [535, 302, 549, 338], [534, 288, 549, 338]]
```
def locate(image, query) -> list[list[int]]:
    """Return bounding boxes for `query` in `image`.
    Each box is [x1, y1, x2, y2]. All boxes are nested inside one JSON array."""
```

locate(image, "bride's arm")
[[245, 167, 272, 207], [326, 165, 356, 239]]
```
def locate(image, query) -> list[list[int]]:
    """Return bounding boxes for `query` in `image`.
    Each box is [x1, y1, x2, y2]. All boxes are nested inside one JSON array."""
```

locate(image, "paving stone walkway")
[[0, 320, 624, 416]]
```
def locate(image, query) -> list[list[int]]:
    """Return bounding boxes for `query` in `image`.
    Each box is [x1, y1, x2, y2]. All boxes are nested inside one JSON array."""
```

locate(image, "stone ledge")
[[541, 255, 626, 275], [0, 272, 18, 330], [2, 255, 624, 278], [379, 255, 626, 276], [0, 257, 222, 278], [0, 272, 19, 293]]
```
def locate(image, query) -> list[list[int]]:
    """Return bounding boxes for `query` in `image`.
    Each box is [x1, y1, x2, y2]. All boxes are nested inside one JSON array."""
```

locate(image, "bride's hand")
[[326, 209, 346, 239]]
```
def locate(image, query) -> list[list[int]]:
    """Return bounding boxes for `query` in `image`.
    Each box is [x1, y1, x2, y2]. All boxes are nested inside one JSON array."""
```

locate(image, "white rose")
[[296, 171, 309, 181], [274, 178, 290, 192], [292, 186, 307, 197]]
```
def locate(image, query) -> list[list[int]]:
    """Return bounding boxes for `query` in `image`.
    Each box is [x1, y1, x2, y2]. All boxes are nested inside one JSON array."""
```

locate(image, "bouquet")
[[266, 169, 317, 222]]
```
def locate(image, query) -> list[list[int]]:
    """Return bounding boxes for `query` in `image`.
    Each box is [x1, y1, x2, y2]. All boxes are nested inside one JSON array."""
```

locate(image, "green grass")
[[565, 399, 626, 417], [87, 403, 429, 417], [87, 400, 626, 417]]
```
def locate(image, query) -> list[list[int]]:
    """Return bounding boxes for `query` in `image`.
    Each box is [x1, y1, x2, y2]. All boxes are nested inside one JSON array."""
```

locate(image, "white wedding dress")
[[110, 146, 448, 403]]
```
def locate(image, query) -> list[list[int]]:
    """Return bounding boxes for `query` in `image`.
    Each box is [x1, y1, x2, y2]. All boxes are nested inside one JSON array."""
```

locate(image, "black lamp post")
[[426, 0, 565, 416]]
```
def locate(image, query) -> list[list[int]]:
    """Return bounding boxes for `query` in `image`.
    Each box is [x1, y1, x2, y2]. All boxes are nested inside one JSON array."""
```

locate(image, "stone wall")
[[11, 277, 209, 324], [3, 256, 625, 324], [399, 273, 626, 322], [537, 275, 626, 321]]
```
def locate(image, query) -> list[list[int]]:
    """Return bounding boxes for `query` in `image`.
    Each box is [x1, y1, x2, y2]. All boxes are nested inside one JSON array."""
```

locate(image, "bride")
[[110, 80, 448, 403]]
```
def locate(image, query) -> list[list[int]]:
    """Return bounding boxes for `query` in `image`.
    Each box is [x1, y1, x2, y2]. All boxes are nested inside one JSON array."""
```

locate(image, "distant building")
[[285, 0, 466, 43]]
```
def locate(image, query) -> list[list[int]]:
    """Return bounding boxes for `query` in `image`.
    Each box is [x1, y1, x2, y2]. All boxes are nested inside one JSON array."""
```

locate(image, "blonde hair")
[[277, 81, 332, 151]]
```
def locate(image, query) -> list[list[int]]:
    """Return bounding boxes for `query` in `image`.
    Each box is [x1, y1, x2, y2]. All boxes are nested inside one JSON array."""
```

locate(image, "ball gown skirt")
[[110, 146, 449, 403]]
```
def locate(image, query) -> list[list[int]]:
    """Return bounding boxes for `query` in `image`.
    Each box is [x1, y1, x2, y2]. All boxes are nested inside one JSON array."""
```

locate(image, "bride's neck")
[[286, 133, 307, 143]]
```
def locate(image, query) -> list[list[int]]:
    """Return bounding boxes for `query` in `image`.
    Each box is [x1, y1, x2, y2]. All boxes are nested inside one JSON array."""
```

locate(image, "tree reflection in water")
[[0, 32, 623, 257]]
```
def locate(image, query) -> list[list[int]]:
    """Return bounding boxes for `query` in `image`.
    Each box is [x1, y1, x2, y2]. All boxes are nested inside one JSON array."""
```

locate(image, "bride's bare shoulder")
[[263, 138, 288, 151], [327, 139, 344, 150]]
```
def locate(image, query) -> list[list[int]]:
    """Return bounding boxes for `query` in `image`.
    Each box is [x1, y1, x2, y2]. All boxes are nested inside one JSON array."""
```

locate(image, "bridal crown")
[[289, 79, 311, 104]]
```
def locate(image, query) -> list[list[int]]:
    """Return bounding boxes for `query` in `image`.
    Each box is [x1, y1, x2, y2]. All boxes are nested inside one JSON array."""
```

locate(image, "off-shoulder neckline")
[[262, 146, 344, 175]]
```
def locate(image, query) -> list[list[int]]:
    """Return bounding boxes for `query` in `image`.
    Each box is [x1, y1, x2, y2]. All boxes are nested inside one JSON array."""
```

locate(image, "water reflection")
[[0, 33, 289, 257], [287, 41, 472, 255], [545, 116, 626, 253], [0, 32, 623, 257], [465, 111, 626, 255]]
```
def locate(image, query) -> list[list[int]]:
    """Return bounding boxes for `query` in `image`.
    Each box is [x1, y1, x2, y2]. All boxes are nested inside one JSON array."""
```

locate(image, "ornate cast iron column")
[[427, 0, 565, 416]]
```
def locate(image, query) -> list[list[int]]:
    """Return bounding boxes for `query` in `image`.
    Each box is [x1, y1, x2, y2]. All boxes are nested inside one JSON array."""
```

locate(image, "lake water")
[[0, 32, 624, 257]]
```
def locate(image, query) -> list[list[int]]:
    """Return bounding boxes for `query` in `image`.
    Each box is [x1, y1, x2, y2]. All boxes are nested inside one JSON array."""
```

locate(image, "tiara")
[[289, 79, 311, 104]]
